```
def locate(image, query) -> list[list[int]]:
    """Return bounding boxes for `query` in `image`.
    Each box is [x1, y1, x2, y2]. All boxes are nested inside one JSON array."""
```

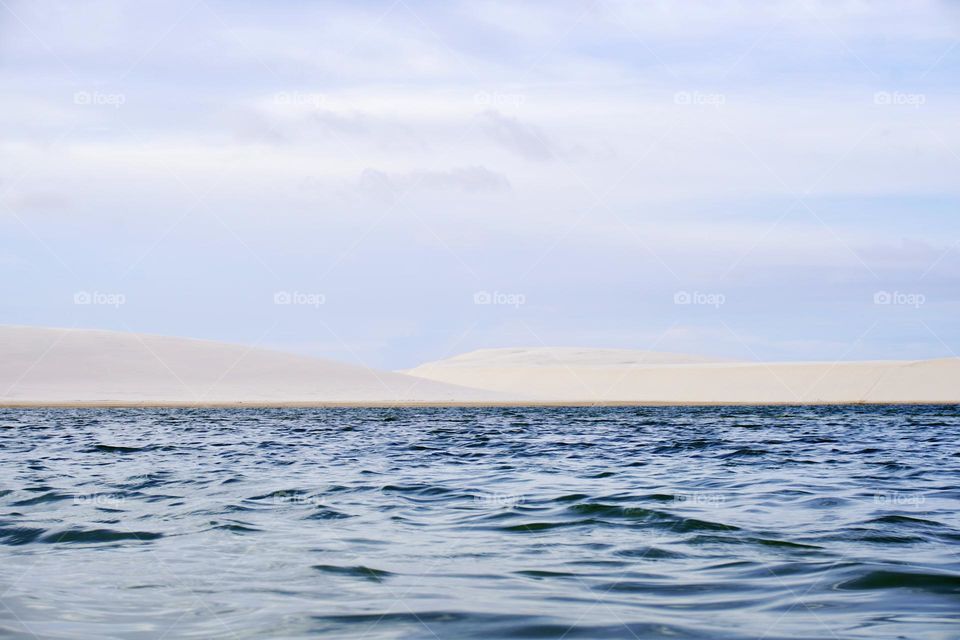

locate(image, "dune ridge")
[[0, 326, 503, 406], [405, 347, 960, 404], [1, 328, 957, 406], [406, 347, 736, 369]]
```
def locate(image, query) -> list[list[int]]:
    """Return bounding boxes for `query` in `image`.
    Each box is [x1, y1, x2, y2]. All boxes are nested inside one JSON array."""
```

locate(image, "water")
[[1, 406, 959, 639]]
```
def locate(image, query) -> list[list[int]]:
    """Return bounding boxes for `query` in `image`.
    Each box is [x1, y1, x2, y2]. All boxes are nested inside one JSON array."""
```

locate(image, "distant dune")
[[2, 329, 957, 406], [408, 347, 736, 368], [405, 347, 960, 404], [0, 326, 502, 406]]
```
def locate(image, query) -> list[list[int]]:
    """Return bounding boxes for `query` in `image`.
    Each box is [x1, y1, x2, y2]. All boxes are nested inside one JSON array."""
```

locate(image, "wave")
[[838, 569, 960, 595], [312, 564, 393, 582], [40, 528, 164, 544]]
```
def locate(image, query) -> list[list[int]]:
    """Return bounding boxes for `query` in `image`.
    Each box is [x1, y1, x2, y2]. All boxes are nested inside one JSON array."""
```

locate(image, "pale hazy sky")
[[1, 0, 958, 369]]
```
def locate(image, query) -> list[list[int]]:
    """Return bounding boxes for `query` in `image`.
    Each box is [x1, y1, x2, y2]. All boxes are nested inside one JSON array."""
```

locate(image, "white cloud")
[[478, 109, 556, 161], [1, 0, 957, 364]]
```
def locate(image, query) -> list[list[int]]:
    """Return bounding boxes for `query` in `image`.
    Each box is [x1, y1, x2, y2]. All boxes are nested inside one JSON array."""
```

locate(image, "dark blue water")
[[1, 406, 959, 639]]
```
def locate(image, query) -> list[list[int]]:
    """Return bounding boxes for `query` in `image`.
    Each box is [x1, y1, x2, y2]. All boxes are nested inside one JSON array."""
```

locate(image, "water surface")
[[1, 406, 959, 639]]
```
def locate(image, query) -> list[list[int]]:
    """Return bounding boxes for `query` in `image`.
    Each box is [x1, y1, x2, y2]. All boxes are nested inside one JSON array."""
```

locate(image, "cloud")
[[1, 0, 958, 365], [357, 165, 510, 201], [312, 109, 372, 135], [410, 166, 511, 192], [478, 109, 555, 161], [3, 191, 70, 213], [357, 168, 395, 201]]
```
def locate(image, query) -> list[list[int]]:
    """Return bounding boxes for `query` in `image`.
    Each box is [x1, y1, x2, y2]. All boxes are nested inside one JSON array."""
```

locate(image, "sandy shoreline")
[[1, 400, 957, 408]]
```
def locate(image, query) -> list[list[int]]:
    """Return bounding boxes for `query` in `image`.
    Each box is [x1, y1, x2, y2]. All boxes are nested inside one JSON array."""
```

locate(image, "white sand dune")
[[2, 329, 956, 406], [0, 326, 503, 406], [407, 347, 736, 368], [405, 347, 960, 404]]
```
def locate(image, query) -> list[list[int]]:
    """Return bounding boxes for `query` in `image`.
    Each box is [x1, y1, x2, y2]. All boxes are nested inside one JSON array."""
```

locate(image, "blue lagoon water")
[[1, 406, 959, 639]]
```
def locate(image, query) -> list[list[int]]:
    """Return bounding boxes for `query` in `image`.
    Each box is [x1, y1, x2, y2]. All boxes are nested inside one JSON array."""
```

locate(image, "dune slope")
[[4, 331, 956, 406], [0, 326, 502, 405], [408, 347, 735, 368], [406, 347, 960, 404]]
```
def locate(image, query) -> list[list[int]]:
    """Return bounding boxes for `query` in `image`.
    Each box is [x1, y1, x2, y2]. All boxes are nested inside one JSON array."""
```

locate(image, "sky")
[[1, 0, 958, 369]]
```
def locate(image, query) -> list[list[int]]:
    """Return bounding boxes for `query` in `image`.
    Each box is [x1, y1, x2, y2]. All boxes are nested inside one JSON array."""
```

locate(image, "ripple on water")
[[837, 568, 960, 594], [0, 405, 957, 640], [40, 528, 164, 544], [312, 564, 394, 582]]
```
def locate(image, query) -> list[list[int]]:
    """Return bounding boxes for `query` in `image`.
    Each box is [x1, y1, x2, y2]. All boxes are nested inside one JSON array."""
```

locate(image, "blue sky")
[[1, 0, 958, 369]]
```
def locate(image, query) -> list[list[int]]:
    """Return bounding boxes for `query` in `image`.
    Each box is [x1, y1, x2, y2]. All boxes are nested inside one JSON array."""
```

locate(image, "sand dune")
[[2, 329, 956, 406], [0, 326, 502, 406], [408, 347, 735, 368], [405, 347, 960, 404]]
